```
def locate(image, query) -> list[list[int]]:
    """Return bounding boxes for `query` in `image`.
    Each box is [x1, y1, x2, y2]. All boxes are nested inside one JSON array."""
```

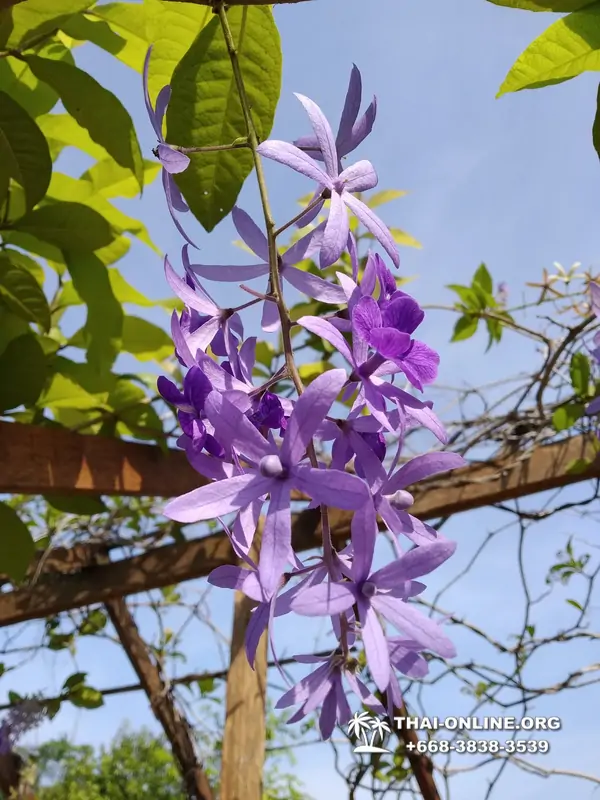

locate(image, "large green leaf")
[[142, 0, 212, 107], [0, 41, 74, 119], [25, 55, 144, 191], [487, 0, 598, 10], [5, 0, 97, 47], [166, 6, 282, 231], [11, 202, 116, 252], [0, 333, 47, 411], [64, 252, 124, 372], [46, 173, 159, 253], [0, 253, 50, 330], [0, 502, 35, 583], [61, 11, 148, 72], [1, 247, 45, 286], [37, 113, 109, 163], [81, 159, 160, 199], [0, 90, 51, 211], [122, 315, 173, 361], [498, 7, 600, 95]]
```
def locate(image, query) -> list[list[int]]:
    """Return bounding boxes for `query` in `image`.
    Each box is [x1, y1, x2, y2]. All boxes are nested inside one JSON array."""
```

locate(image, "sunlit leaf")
[[166, 6, 282, 231], [498, 7, 600, 95], [0, 333, 47, 411], [25, 55, 144, 191], [5, 0, 97, 48], [451, 314, 479, 342], [121, 315, 173, 362], [0, 41, 74, 118], [552, 402, 584, 431], [61, 10, 148, 72], [0, 253, 50, 330], [366, 189, 408, 208], [81, 159, 160, 199]]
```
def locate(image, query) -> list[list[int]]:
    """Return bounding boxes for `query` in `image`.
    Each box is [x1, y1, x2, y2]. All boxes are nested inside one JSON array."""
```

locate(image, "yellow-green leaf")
[[25, 55, 144, 191], [366, 189, 408, 208], [143, 0, 212, 107], [498, 7, 600, 95], [80, 159, 160, 199], [0, 41, 74, 118], [5, 0, 97, 48], [37, 113, 108, 162], [61, 10, 148, 72], [166, 6, 282, 231], [121, 315, 173, 362], [0, 90, 51, 210], [488, 0, 597, 10]]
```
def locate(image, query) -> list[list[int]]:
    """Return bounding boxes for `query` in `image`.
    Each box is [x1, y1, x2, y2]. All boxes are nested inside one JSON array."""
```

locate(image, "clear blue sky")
[[8, 0, 600, 797]]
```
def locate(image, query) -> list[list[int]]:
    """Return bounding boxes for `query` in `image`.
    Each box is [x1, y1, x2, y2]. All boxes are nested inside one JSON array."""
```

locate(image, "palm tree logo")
[[348, 711, 391, 753]]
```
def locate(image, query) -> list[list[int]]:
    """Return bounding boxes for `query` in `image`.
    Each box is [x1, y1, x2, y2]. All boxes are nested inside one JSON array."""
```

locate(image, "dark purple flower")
[[158, 367, 224, 456]]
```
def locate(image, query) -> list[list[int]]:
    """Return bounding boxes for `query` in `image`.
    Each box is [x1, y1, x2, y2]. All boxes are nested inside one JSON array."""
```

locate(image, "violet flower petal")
[[358, 598, 390, 691], [320, 191, 349, 269], [257, 140, 333, 187], [385, 452, 466, 494], [259, 481, 292, 599], [283, 266, 346, 304], [298, 315, 354, 365], [291, 582, 356, 616], [232, 206, 270, 262], [163, 473, 270, 523], [371, 594, 456, 658], [293, 465, 369, 510], [338, 160, 378, 193], [295, 93, 338, 178], [343, 193, 399, 268]]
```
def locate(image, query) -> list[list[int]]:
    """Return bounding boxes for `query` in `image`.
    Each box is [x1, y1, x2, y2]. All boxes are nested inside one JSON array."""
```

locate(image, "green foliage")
[[552, 401, 584, 431], [0, 500, 35, 581], [569, 351, 591, 397], [166, 5, 282, 231], [488, 0, 597, 9], [0, 251, 50, 330], [447, 263, 512, 349]]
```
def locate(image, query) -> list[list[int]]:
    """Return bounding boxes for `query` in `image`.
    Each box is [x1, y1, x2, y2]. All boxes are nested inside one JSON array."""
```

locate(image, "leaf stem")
[[165, 141, 250, 154]]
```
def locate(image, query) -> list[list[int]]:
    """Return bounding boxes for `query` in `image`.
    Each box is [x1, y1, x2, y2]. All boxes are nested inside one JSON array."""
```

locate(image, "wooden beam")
[[0, 421, 204, 497], [0, 435, 598, 627]]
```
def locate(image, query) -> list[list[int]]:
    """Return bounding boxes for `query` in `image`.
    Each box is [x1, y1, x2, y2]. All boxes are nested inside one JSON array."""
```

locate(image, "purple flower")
[[291, 507, 456, 691], [276, 651, 385, 739], [164, 370, 370, 599], [143, 47, 195, 248], [188, 207, 346, 331], [352, 295, 440, 392], [257, 94, 398, 270], [165, 251, 243, 369], [0, 701, 45, 754]]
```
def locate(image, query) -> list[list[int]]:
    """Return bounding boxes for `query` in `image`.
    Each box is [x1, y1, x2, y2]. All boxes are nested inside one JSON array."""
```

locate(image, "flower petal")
[[282, 221, 325, 265], [291, 582, 356, 616], [343, 96, 377, 156], [143, 47, 162, 139], [338, 160, 378, 193], [163, 473, 269, 522], [164, 256, 218, 316], [295, 93, 339, 178], [257, 140, 332, 186], [399, 341, 440, 390], [351, 500, 378, 582], [245, 602, 270, 668], [157, 143, 190, 175], [352, 295, 382, 341], [320, 191, 349, 269], [293, 133, 324, 162], [204, 391, 270, 464], [258, 482, 292, 599], [385, 452, 466, 494], [281, 369, 348, 466], [298, 315, 354, 365], [188, 262, 270, 283], [293, 465, 369, 510], [162, 171, 197, 248], [372, 595, 456, 658], [261, 299, 280, 332], [232, 206, 270, 262], [358, 598, 390, 691], [336, 64, 362, 153], [343, 193, 399, 268], [370, 328, 413, 360], [283, 266, 346, 304], [207, 565, 262, 601], [372, 540, 456, 588]]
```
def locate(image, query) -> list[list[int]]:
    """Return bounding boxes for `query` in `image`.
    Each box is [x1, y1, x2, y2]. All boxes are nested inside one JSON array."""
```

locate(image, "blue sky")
[[7, 0, 600, 797]]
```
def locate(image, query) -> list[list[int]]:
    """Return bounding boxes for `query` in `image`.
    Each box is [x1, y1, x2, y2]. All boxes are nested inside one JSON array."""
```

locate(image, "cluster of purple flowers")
[[146, 48, 465, 737]]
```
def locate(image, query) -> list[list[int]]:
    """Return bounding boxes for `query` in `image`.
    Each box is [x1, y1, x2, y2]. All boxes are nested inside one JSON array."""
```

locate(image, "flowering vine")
[[146, 4, 465, 739]]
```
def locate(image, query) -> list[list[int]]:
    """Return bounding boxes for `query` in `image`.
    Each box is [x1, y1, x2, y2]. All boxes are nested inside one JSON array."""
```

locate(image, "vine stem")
[[215, 2, 337, 575]]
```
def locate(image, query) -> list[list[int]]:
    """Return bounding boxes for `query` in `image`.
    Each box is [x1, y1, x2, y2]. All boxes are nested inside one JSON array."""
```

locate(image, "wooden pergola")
[[2, 419, 599, 800]]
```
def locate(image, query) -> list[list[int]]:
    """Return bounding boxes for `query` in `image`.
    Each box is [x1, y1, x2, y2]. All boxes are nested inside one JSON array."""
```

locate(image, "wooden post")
[[219, 534, 268, 800]]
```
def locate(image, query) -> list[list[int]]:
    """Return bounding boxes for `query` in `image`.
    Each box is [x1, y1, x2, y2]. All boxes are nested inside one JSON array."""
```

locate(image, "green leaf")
[[121, 316, 173, 362], [65, 252, 124, 372], [0, 501, 35, 582], [46, 172, 159, 253], [44, 495, 108, 515], [79, 609, 108, 634], [143, 0, 212, 108], [25, 55, 144, 191], [297, 361, 334, 385], [552, 402, 584, 431], [0, 254, 50, 330], [366, 227, 422, 248], [0, 334, 47, 411], [366, 189, 408, 208], [198, 677, 216, 695], [0, 90, 51, 211], [38, 372, 101, 411], [11, 202, 116, 252], [451, 314, 479, 342], [2, 248, 44, 286], [254, 340, 276, 368], [473, 263, 493, 295], [487, 0, 597, 10], [566, 598, 583, 610], [0, 41, 74, 119], [63, 672, 87, 690], [81, 158, 161, 199], [570, 351, 591, 396], [37, 113, 109, 162], [166, 6, 282, 231], [61, 10, 148, 72], [0, 308, 29, 356], [68, 685, 104, 709], [565, 456, 591, 474], [498, 7, 600, 95], [5, 0, 97, 48]]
